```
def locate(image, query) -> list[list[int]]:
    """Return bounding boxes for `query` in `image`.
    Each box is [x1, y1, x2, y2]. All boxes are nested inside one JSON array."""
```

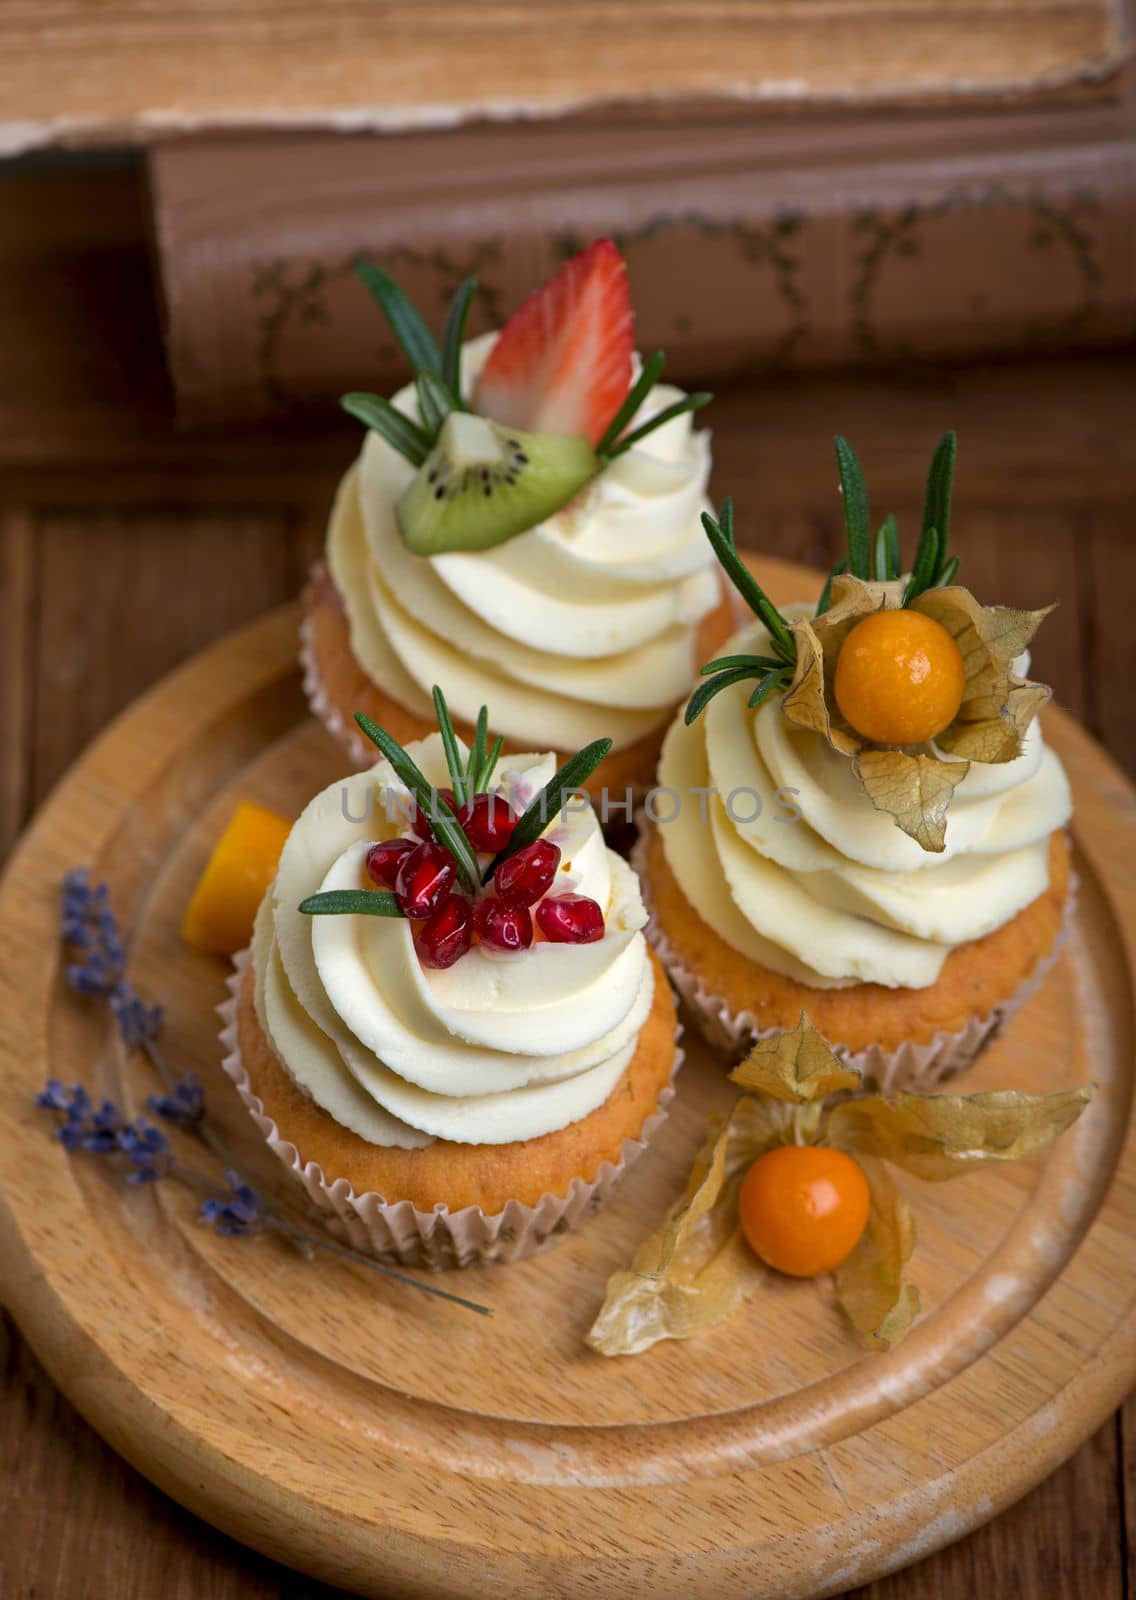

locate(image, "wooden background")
[[1, 158, 1134, 1599]]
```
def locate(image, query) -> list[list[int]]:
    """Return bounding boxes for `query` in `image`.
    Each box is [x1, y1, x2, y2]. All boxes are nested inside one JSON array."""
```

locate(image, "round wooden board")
[[1, 556, 1134, 1600]]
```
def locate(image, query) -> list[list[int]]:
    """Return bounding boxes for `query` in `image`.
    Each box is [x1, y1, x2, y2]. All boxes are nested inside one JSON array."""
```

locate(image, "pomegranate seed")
[[457, 792, 517, 852], [409, 788, 458, 840], [536, 894, 605, 944], [395, 839, 458, 919], [416, 894, 472, 968], [493, 839, 561, 906], [473, 896, 533, 953], [366, 837, 416, 888]]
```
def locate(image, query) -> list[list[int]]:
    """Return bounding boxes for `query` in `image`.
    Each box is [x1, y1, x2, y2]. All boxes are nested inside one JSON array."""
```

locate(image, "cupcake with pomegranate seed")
[[639, 434, 1074, 1090], [302, 240, 735, 797], [220, 687, 680, 1267]]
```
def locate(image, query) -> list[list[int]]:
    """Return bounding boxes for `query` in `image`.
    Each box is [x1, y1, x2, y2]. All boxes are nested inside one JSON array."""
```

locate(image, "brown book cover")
[[152, 90, 1136, 425], [2, 0, 1127, 158]]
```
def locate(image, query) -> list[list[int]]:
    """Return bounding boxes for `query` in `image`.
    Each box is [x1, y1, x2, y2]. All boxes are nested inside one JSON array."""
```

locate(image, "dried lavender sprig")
[[61, 870, 258, 1179], [64, 874, 313, 1254], [54, 872, 493, 1317], [37, 1096, 492, 1315]]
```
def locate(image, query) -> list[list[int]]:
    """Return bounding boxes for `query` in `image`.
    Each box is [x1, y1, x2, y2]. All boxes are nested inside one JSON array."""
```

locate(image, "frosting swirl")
[[252, 736, 654, 1148], [327, 333, 719, 752], [657, 615, 1072, 991]]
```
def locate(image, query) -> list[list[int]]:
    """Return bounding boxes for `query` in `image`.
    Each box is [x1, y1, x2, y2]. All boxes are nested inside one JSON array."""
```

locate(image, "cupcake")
[[303, 240, 735, 797], [220, 690, 680, 1267], [639, 434, 1073, 1090]]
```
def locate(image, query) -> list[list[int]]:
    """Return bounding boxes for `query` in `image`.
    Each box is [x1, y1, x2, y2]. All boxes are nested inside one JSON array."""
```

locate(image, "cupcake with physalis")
[[220, 688, 680, 1267], [302, 240, 734, 797], [639, 433, 1073, 1089]]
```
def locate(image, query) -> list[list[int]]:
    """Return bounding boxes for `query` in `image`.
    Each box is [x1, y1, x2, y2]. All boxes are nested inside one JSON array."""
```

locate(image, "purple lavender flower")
[[200, 1169, 267, 1237], [36, 1079, 85, 1114], [60, 871, 165, 1048], [116, 1119, 172, 1184], [76, 1099, 125, 1154], [61, 869, 125, 997], [38, 1082, 125, 1154], [109, 983, 165, 1049], [147, 1072, 204, 1127]]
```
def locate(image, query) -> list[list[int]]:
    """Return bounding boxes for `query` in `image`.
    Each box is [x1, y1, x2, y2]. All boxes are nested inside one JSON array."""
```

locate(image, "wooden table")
[[1, 160, 1134, 1599]]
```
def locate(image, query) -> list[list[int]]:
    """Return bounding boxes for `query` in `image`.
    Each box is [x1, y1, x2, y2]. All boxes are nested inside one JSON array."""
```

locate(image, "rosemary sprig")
[[432, 687, 504, 803], [902, 526, 942, 607], [874, 514, 900, 582], [344, 268, 473, 459], [685, 663, 790, 724], [480, 735, 505, 794], [594, 350, 666, 456], [484, 739, 612, 882], [746, 671, 787, 712], [599, 390, 712, 460], [921, 429, 957, 583], [357, 261, 442, 376], [433, 686, 470, 805], [416, 372, 456, 437], [820, 432, 961, 607], [699, 653, 786, 676], [899, 430, 959, 604], [340, 392, 430, 468], [301, 689, 589, 917], [299, 889, 402, 918], [441, 276, 477, 406], [468, 705, 489, 795], [834, 436, 871, 580], [686, 498, 799, 726], [703, 501, 796, 661], [354, 711, 481, 892]]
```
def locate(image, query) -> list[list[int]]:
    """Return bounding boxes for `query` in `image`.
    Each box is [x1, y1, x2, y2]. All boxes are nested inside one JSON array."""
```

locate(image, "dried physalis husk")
[[781, 575, 1054, 853], [916, 586, 1053, 765], [853, 748, 968, 856], [832, 1155, 921, 1349], [587, 1016, 850, 1358], [588, 1016, 1094, 1358], [585, 1095, 786, 1357], [731, 1013, 862, 1106], [781, 582, 889, 757], [825, 1078, 1093, 1347], [826, 1084, 1093, 1182]]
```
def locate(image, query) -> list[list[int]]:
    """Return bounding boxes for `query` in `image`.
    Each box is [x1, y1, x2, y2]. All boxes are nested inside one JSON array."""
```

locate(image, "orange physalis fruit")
[[833, 608, 966, 747], [182, 801, 291, 956], [738, 1145, 871, 1278]]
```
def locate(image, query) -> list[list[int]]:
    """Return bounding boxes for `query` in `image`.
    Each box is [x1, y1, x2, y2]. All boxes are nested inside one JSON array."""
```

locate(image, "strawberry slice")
[[474, 239, 633, 448]]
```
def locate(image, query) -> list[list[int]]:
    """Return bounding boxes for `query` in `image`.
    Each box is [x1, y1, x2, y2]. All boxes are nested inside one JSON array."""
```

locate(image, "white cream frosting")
[[252, 735, 655, 1149], [327, 333, 720, 752], [656, 615, 1072, 991]]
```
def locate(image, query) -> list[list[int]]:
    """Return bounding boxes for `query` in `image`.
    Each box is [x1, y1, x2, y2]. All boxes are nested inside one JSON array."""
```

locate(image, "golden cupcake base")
[[301, 562, 737, 797], [222, 947, 681, 1265], [640, 823, 1072, 1086]]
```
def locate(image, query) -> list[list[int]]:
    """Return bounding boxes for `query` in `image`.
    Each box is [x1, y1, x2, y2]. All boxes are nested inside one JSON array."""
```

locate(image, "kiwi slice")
[[396, 412, 598, 556]]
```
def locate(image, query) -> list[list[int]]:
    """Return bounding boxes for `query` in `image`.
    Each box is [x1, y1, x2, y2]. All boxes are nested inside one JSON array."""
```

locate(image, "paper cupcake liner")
[[299, 567, 372, 769], [217, 950, 682, 1269], [632, 824, 1077, 1094]]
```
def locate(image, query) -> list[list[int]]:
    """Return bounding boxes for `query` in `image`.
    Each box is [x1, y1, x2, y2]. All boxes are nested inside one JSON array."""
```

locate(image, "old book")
[[2, 0, 1127, 158], [152, 85, 1136, 425]]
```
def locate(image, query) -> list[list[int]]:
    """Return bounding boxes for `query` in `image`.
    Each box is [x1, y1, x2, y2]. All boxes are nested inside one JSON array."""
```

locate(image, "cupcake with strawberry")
[[303, 240, 733, 797], [220, 688, 680, 1267]]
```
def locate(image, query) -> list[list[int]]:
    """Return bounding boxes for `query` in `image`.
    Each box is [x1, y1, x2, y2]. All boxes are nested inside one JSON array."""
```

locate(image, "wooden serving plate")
[[1, 556, 1134, 1599]]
